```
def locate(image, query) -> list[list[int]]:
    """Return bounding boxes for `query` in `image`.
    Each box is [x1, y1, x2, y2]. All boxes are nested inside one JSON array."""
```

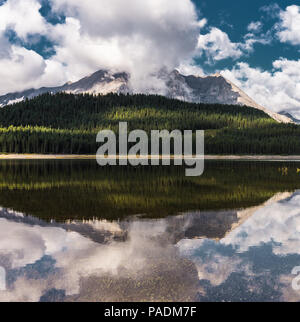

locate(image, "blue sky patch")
[[192, 0, 300, 72], [39, 0, 65, 25], [5, 29, 56, 59]]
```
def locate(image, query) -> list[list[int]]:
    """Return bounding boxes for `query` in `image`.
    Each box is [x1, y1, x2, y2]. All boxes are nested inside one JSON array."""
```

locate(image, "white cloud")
[[247, 21, 263, 33], [196, 27, 271, 64], [0, 45, 48, 93], [0, 0, 203, 95], [197, 27, 243, 62], [0, 0, 48, 39], [197, 18, 208, 29], [177, 60, 205, 76], [277, 5, 300, 45], [221, 59, 300, 116]]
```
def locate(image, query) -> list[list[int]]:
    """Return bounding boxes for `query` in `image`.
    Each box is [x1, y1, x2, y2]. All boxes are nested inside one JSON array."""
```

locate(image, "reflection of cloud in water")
[[178, 191, 300, 302], [0, 216, 198, 302], [223, 192, 300, 255]]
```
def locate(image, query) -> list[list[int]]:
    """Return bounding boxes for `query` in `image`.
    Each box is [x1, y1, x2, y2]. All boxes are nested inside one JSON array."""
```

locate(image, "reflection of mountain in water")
[[1, 191, 300, 302], [0, 192, 291, 245]]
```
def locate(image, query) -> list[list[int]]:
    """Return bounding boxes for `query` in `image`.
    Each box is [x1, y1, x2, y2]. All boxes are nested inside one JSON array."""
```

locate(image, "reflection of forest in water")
[[0, 160, 299, 221]]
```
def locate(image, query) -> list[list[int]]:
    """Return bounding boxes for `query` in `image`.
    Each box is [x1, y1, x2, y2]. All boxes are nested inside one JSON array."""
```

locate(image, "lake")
[[0, 160, 300, 302]]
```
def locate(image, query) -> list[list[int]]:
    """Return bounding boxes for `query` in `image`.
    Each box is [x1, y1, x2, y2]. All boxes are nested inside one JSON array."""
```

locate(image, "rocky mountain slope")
[[0, 69, 293, 123], [0, 70, 129, 106], [165, 70, 292, 123], [279, 111, 300, 124]]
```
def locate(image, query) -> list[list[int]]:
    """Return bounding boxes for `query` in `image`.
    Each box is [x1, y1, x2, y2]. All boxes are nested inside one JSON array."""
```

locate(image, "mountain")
[[0, 68, 293, 123], [0, 70, 130, 107], [279, 111, 300, 124], [164, 70, 292, 123]]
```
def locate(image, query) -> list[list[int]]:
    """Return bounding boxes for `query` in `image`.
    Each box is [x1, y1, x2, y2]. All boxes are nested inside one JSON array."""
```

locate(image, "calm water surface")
[[0, 160, 300, 302]]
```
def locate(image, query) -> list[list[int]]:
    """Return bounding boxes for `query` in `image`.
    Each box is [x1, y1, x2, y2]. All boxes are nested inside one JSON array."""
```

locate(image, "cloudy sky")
[[0, 0, 300, 115]]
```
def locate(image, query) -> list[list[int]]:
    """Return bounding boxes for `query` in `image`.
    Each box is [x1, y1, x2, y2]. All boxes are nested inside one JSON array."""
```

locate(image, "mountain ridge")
[[0, 69, 293, 124], [279, 111, 300, 124]]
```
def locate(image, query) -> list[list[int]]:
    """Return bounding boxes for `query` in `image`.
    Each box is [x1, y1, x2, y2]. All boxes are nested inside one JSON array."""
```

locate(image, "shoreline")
[[1, 154, 300, 161]]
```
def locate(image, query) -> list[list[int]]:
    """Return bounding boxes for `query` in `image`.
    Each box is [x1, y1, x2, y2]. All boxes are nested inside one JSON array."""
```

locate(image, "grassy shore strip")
[[1, 154, 300, 161]]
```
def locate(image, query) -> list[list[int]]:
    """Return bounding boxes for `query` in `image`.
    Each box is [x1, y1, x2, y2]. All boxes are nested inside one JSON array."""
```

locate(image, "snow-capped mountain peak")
[[0, 69, 294, 124], [0, 70, 130, 107]]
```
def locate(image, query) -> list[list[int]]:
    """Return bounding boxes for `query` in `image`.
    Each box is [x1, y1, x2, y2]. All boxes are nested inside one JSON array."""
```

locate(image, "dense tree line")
[[0, 126, 95, 154], [0, 92, 299, 154]]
